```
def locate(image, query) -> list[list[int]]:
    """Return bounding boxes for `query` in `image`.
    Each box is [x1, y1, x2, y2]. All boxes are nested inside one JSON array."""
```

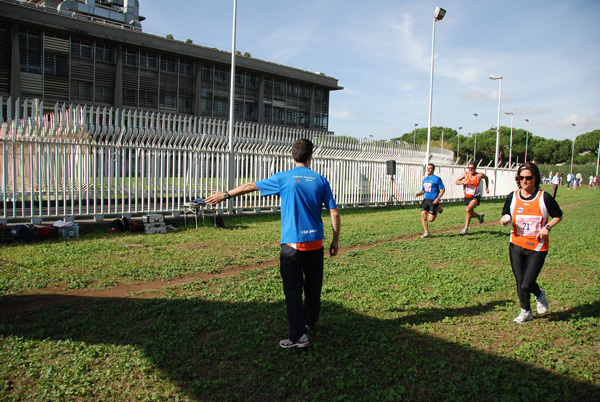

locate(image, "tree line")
[[391, 128, 600, 167]]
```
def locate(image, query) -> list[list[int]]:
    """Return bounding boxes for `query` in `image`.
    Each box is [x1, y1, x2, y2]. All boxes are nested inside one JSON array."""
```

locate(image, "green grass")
[[1, 185, 599, 401]]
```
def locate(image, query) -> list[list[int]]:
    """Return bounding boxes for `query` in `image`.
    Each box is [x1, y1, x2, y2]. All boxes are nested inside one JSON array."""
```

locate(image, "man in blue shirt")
[[206, 139, 340, 349], [415, 163, 445, 238]]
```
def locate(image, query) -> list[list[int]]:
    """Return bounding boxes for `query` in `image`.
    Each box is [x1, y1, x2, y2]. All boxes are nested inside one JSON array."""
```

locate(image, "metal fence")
[[0, 97, 516, 224]]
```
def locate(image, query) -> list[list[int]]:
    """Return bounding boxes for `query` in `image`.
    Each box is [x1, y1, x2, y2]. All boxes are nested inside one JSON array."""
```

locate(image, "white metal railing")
[[0, 97, 514, 223]]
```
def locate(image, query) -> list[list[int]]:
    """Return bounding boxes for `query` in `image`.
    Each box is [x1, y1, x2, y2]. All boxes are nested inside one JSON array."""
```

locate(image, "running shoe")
[[279, 333, 310, 348], [438, 206, 443, 214], [459, 227, 468, 236], [513, 309, 533, 323], [536, 289, 549, 315], [478, 212, 485, 224], [421, 231, 430, 238]]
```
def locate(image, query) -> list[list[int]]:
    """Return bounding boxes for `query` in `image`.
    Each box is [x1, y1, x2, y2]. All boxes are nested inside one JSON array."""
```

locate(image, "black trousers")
[[280, 245, 324, 343], [509, 243, 547, 311]]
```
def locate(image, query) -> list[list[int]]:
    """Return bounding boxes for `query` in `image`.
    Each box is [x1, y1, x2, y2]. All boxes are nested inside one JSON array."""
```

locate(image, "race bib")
[[515, 215, 542, 236], [424, 183, 432, 192], [465, 184, 477, 196]]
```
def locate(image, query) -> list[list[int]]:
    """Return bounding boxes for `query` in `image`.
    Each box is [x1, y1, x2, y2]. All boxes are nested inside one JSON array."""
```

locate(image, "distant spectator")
[[551, 172, 560, 198], [566, 172, 574, 189], [576, 172, 583, 189]]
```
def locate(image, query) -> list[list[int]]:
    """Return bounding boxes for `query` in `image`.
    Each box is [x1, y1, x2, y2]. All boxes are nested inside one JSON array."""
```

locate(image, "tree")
[[575, 130, 600, 158]]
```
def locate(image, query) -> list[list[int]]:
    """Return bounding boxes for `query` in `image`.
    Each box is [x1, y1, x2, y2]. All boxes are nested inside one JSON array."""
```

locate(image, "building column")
[[309, 85, 315, 130], [257, 74, 264, 124], [114, 44, 123, 108], [10, 22, 21, 99], [194, 61, 202, 117]]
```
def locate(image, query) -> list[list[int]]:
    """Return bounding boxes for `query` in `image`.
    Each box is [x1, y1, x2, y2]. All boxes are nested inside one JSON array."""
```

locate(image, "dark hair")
[[516, 162, 541, 190], [428, 163, 436, 171], [292, 139, 313, 163], [468, 161, 476, 167]]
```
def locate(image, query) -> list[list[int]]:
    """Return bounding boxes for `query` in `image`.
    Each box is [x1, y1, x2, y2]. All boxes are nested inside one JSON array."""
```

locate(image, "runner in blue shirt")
[[206, 139, 341, 349], [414, 163, 445, 238]]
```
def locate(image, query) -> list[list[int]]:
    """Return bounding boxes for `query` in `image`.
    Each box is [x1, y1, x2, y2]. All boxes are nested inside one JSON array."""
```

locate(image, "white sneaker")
[[513, 309, 533, 323], [459, 227, 468, 236], [478, 212, 485, 224], [279, 333, 310, 348], [536, 289, 549, 315], [421, 231, 430, 238]]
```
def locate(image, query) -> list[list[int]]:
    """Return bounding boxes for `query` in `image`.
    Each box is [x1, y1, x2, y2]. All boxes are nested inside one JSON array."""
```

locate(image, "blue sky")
[[139, 0, 600, 142]]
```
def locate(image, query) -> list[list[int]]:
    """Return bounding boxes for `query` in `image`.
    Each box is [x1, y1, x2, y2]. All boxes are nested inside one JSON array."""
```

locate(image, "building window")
[[19, 29, 42, 74]]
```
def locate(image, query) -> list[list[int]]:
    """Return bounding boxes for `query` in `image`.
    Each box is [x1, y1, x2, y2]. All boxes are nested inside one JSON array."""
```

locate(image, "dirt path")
[[2, 200, 584, 315]]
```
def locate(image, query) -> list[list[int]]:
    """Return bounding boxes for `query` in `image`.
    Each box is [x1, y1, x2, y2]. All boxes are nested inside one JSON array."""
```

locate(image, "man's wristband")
[[545, 224, 551, 231], [223, 191, 231, 200]]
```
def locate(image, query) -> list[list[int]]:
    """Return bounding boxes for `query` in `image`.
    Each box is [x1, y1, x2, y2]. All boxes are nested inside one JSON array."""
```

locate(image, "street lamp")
[[473, 113, 478, 163], [413, 123, 418, 146], [524, 119, 530, 163], [505, 111, 514, 167], [570, 123, 577, 173], [227, 0, 238, 213], [489, 75, 502, 196], [425, 7, 446, 169]]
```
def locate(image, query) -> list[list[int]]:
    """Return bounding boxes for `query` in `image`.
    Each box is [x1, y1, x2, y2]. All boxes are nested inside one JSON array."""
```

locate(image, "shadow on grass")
[[548, 300, 600, 322], [1, 296, 598, 401], [389, 300, 512, 325]]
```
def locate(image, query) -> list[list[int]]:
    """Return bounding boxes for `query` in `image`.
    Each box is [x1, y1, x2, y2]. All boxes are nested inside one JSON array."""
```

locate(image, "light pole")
[[505, 111, 514, 167], [570, 123, 576, 173], [524, 119, 530, 163], [413, 123, 418, 146], [425, 6, 446, 169], [473, 113, 478, 163], [457, 126, 462, 162], [227, 0, 238, 213], [489, 75, 502, 196]]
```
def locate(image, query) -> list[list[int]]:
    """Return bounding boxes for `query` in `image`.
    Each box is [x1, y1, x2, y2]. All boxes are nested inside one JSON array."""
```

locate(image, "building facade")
[[0, 0, 341, 131]]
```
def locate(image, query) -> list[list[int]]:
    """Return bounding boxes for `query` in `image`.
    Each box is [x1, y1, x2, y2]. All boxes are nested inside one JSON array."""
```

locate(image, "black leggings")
[[509, 243, 547, 311]]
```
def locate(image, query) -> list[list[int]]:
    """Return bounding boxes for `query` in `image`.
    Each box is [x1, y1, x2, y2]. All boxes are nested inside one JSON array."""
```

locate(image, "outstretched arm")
[[205, 182, 259, 205], [455, 173, 466, 185]]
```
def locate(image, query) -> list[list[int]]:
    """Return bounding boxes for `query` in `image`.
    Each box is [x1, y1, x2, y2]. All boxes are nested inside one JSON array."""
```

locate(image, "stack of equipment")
[[143, 214, 166, 234]]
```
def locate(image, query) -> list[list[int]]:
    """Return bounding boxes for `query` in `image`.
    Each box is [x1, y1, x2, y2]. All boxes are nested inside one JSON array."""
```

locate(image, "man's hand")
[[329, 240, 339, 256], [205, 191, 227, 205]]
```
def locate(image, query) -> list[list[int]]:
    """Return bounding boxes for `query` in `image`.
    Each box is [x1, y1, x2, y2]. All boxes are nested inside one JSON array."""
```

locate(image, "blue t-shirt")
[[255, 166, 337, 244], [421, 175, 445, 200]]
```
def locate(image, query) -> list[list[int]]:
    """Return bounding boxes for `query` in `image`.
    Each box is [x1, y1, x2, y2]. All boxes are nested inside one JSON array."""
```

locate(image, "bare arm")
[[480, 173, 490, 194], [329, 208, 341, 256], [537, 216, 562, 240], [205, 182, 259, 205], [434, 188, 445, 204], [455, 173, 467, 185]]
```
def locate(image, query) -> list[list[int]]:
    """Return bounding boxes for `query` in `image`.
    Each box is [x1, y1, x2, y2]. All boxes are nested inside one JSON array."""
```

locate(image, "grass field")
[[1, 185, 599, 401]]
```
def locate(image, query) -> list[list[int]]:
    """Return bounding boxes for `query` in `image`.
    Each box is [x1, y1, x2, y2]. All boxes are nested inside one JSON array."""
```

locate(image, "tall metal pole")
[[426, 7, 446, 169], [505, 111, 513, 167], [457, 126, 462, 162], [494, 80, 502, 169], [525, 119, 530, 163], [596, 134, 600, 177], [489, 75, 503, 196], [425, 18, 437, 168], [413, 123, 418, 146], [227, 0, 238, 213], [473, 113, 478, 163], [570, 123, 576, 173]]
